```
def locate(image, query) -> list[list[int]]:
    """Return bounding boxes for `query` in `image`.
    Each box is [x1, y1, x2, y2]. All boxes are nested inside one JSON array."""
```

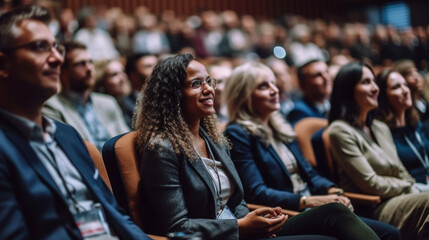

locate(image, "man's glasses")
[[188, 77, 217, 93], [1, 40, 65, 57]]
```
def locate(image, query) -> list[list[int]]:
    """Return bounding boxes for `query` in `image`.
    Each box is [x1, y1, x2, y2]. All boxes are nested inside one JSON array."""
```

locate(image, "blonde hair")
[[224, 62, 295, 143]]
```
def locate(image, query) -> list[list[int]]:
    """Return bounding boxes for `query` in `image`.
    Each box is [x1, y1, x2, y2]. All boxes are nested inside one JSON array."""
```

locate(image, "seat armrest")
[[148, 234, 168, 240], [344, 192, 381, 206], [247, 203, 300, 216]]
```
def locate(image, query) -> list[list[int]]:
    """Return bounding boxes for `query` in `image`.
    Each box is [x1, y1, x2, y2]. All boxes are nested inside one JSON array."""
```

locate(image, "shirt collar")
[[0, 108, 56, 142], [313, 99, 330, 114], [61, 91, 92, 107]]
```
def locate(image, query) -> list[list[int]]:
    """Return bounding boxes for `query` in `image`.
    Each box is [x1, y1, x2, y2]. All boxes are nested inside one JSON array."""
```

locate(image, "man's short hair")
[[0, 5, 50, 51], [125, 53, 154, 75], [62, 41, 87, 68], [297, 59, 325, 84]]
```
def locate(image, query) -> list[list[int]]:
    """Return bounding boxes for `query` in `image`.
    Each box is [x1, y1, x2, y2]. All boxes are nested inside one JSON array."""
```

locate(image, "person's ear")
[[0, 52, 10, 79]]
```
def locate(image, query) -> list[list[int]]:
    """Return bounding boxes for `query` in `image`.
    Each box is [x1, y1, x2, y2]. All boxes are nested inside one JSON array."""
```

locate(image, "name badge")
[[74, 203, 115, 239], [217, 206, 236, 220]]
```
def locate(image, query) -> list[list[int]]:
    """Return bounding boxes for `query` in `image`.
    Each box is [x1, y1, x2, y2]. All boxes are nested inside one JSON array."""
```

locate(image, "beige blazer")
[[328, 119, 416, 198], [42, 92, 130, 141]]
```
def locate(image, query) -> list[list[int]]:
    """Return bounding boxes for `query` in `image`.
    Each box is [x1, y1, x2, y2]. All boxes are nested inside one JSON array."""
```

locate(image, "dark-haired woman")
[[135, 54, 379, 240], [393, 59, 429, 136], [376, 70, 429, 192], [327, 62, 429, 239]]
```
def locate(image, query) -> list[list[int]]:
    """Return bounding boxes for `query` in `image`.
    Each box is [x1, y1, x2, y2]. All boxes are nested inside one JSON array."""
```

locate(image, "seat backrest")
[[84, 140, 112, 191], [102, 132, 142, 228], [293, 117, 328, 167], [321, 127, 337, 182]]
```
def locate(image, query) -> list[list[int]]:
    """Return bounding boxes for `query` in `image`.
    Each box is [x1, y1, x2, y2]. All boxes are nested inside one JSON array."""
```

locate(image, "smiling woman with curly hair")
[[134, 53, 227, 159]]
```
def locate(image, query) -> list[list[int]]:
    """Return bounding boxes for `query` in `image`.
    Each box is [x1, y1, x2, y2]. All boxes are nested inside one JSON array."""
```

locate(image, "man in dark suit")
[[0, 5, 151, 240], [287, 59, 332, 126]]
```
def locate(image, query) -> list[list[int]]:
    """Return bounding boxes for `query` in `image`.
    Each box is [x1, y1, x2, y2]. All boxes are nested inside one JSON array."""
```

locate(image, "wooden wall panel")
[[62, 0, 341, 20]]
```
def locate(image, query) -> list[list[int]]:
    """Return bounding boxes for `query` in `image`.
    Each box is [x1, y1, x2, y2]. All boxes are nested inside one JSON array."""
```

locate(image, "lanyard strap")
[[44, 142, 82, 212], [204, 138, 222, 206], [195, 137, 224, 213], [404, 131, 429, 172]]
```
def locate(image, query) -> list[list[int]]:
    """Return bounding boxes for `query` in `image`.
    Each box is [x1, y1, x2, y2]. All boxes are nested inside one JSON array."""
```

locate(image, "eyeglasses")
[[188, 77, 217, 93], [1, 40, 65, 57]]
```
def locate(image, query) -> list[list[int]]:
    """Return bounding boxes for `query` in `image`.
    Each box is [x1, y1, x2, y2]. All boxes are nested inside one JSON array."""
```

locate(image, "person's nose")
[[47, 48, 64, 65], [201, 81, 215, 95], [321, 71, 331, 82], [371, 81, 379, 93], [402, 85, 409, 95], [270, 82, 279, 95], [85, 61, 95, 73]]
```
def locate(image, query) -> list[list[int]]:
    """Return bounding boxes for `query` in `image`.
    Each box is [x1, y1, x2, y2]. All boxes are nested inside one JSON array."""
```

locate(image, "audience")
[[327, 62, 429, 239], [220, 10, 251, 58], [192, 11, 224, 58], [224, 62, 400, 240], [288, 59, 332, 125], [375, 69, 429, 191], [2, 2, 429, 239], [43, 41, 129, 150], [0, 5, 150, 239], [110, 12, 135, 57], [135, 54, 379, 240], [74, 7, 119, 61], [132, 14, 170, 55], [289, 24, 327, 67]]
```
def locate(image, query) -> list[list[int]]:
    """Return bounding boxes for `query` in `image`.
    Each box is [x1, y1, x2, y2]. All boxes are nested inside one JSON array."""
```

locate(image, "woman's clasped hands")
[[238, 206, 288, 238]]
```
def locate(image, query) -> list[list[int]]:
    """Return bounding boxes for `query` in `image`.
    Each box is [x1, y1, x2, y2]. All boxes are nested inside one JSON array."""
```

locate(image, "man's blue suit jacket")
[[0, 118, 150, 240], [225, 123, 335, 211], [287, 98, 327, 126]]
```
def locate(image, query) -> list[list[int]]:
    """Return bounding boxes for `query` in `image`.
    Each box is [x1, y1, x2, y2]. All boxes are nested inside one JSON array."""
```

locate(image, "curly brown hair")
[[134, 54, 227, 160]]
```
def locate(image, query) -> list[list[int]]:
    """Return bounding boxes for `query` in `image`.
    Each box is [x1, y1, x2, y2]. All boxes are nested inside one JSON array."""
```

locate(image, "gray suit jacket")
[[328, 119, 417, 198], [139, 128, 249, 240], [42, 92, 129, 141]]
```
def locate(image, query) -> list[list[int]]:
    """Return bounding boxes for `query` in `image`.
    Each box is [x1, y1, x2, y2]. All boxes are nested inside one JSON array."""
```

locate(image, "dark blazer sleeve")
[[139, 139, 239, 240], [287, 100, 326, 126], [225, 124, 303, 210], [226, 124, 335, 211], [288, 108, 309, 126], [287, 100, 315, 126]]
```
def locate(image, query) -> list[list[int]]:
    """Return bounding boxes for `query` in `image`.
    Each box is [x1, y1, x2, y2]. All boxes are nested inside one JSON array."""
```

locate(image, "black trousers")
[[275, 203, 380, 240]]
